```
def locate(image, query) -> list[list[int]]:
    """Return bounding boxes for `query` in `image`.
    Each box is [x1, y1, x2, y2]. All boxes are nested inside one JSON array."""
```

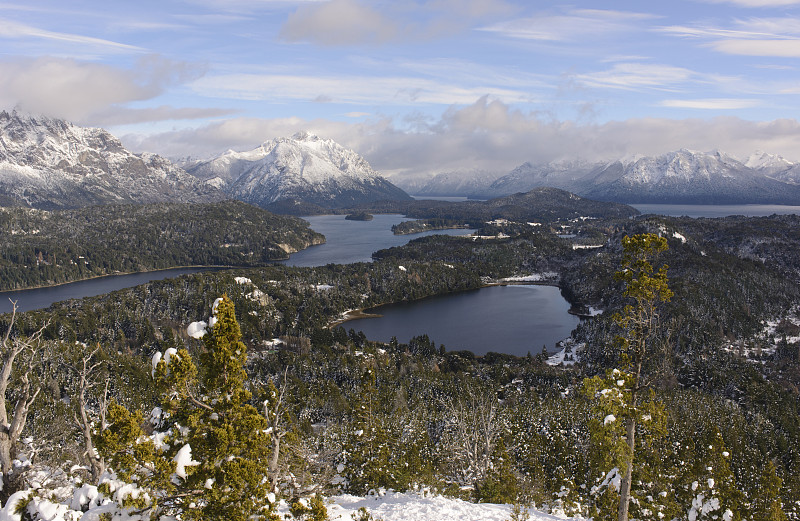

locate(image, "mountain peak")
[[291, 130, 320, 142], [185, 133, 411, 210]]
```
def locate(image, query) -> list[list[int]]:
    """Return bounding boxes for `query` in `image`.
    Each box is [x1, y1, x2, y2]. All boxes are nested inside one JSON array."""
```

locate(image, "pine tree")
[[678, 430, 743, 521], [582, 233, 673, 521], [748, 460, 787, 521], [97, 296, 277, 520]]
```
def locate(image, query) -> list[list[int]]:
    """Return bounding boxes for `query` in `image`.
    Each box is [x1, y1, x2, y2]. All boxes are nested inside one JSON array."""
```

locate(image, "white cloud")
[[661, 17, 800, 57], [711, 39, 800, 57], [279, 0, 519, 46], [698, 0, 800, 6], [660, 98, 762, 109], [119, 97, 800, 175], [480, 8, 656, 42], [279, 0, 400, 45], [0, 56, 204, 122], [575, 63, 695, 91]]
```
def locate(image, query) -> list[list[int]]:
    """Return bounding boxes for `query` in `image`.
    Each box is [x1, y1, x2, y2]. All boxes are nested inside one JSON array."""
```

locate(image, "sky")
[[2, 0, 800, 178]]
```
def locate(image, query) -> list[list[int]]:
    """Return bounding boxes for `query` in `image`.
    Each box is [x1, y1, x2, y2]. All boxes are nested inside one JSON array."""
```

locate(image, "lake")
[[1, 214, 473, 313], [631, 204, 800, 218], [344, 285, 580, 356], [0, 267, 211, 314], [280, 214, 474, 267]]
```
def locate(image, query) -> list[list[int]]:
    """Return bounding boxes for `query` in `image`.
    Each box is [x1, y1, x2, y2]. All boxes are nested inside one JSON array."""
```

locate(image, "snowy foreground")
[[1, 489, 582, 521], [291, 492, 581, 521]]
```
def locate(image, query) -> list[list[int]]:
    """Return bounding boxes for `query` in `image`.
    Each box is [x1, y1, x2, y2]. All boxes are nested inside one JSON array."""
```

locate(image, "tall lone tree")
[[584, 233, 673, 521]]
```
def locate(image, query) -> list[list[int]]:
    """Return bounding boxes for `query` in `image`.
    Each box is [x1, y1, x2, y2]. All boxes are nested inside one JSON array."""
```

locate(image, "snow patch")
[[187, 321, 207, 339]]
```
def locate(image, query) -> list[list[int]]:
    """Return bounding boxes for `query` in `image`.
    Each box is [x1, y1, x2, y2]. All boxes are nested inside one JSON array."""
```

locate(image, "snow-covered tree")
[[97, 295, 277, 520]]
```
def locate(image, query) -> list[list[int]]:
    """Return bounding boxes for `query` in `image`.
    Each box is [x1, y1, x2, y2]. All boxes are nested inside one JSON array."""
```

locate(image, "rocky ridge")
[[0, 111, 224, 210]]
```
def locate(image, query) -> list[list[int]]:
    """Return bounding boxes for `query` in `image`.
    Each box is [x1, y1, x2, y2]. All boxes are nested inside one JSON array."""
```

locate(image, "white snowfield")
[[318, 492, 580, 521]]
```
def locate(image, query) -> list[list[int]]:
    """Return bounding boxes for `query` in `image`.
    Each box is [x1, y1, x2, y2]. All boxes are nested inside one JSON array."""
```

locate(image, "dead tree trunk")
[[0, 301, 45, 497]]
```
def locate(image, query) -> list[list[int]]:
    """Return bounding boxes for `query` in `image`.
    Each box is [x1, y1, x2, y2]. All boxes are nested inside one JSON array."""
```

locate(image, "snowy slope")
[[0, 111, 224, 210], [185, 132, 411, 209]]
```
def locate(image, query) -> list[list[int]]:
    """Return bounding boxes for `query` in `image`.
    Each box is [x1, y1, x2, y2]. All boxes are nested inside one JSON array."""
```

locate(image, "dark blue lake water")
[[0, 268, 210, 314], [280, 214, 473, 267], [345, 285, 579, 356]]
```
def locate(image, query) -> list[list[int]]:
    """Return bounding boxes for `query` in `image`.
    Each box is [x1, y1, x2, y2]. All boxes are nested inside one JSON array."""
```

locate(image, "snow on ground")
[[547, 339, 583, 367], [586, 306, 604, 316], [319, 491, 581, 521], [3, 489, 584, 521], [500, 273, 558, 282]]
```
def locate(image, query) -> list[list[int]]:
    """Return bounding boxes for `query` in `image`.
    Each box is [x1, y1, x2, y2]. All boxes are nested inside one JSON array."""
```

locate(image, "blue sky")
[[2, 0, 800, 176]]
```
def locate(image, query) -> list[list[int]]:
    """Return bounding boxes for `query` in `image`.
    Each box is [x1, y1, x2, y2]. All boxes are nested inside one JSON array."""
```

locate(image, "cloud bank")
[[121, 97, 800, 178]]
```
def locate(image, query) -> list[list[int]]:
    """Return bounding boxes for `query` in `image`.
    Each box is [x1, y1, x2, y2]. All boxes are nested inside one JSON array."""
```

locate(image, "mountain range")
[[394, 149, 800, 205], [4, 111, 800, 210], [0, 114, 411, 211], [0, 111, 224, 210]]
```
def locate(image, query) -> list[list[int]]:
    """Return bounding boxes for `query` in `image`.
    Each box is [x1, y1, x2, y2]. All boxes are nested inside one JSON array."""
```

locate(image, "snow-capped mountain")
[[746, 152, 800, 185], [184, 132, 411, 209], [388, 169, 503, 197], [0, 111, 224, 210], [479, 149, 800, 204]]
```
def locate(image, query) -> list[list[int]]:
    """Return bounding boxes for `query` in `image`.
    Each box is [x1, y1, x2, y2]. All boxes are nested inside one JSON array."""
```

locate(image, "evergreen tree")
[[98, 296, 277, 520], [747, 460, 787, 521], [583, 233, 673, 521]]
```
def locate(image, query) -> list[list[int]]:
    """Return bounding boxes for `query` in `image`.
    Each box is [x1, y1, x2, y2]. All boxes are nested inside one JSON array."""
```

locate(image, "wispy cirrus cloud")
[[0, 18, 143, 52], [190, 72, 534, 105], [573, 63, 696, 91], [696, 0, 800, 6], [661, 16, 800, 57], [479, 8, 657, 42]]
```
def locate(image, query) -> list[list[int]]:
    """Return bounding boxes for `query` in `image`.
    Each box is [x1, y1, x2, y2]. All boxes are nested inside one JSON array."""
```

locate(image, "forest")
[[0, 206, 799, 520], [0, 202, 323, 291]]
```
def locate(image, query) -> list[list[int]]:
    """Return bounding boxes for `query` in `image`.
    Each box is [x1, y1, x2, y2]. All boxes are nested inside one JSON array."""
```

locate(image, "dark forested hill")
[[344, 187, 639, 224], [0, 201, 324, 290]]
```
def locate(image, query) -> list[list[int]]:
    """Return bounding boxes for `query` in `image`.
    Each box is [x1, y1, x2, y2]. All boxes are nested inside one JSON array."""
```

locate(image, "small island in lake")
[[345, 211, 374, 221]]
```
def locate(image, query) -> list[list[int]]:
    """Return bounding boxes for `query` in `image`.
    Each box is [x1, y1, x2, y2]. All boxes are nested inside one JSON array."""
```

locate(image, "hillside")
[[353, 186, 639, 224]]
